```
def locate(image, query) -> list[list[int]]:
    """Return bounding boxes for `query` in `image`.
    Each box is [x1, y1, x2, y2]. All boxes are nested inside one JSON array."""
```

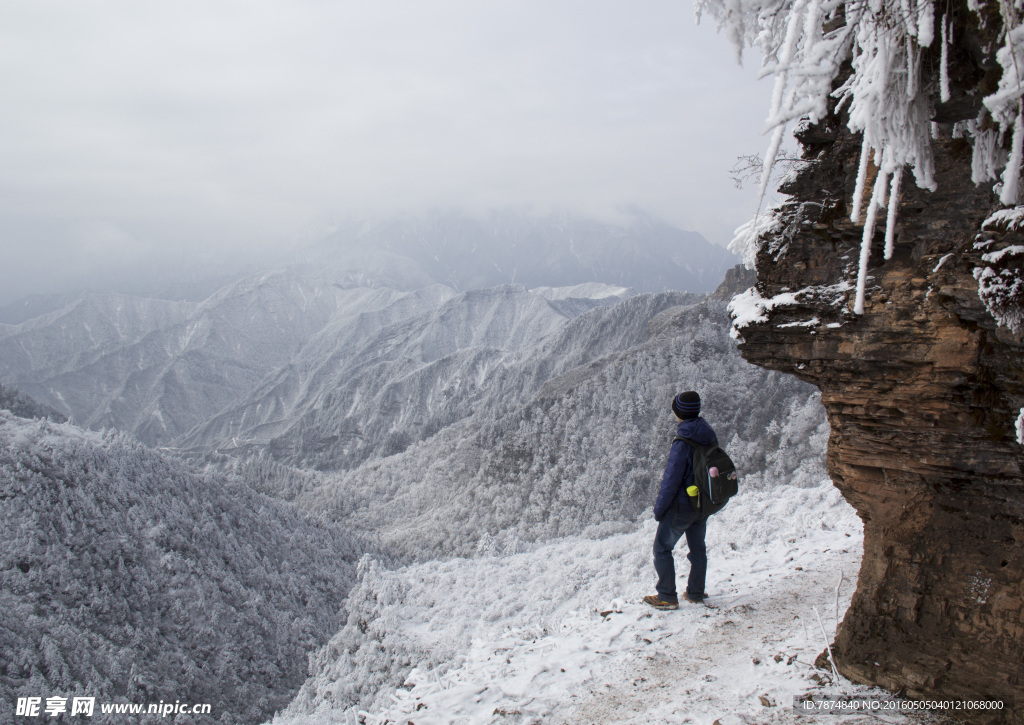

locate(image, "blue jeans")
[[653, 499, 707, 602]]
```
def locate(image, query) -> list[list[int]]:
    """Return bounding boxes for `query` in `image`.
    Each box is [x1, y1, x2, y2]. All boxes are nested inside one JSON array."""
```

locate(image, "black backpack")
[[674, 436, 739, 517]]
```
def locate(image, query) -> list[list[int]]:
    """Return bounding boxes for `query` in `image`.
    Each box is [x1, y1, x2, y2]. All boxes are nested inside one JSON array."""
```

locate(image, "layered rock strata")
[[731, 98, 1024, 721]]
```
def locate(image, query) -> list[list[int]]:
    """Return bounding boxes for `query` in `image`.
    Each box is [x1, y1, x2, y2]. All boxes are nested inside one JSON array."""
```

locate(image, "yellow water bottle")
[[686, 484, 700, 510]]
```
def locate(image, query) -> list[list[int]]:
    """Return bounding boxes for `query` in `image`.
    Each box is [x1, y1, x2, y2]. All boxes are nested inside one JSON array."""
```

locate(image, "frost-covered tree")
[[0, 382, 66, 422]]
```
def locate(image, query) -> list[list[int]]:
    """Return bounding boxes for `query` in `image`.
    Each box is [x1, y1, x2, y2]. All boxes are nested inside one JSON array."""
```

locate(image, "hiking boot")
[[642, 594, 679, 610], [683, 591, 707, 604]]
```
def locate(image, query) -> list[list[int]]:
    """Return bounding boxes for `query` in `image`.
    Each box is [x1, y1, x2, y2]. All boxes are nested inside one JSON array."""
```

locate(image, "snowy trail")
[[371, 540, 884, 724], [565, 546, 864, 723], [273, 482, 950, 725]]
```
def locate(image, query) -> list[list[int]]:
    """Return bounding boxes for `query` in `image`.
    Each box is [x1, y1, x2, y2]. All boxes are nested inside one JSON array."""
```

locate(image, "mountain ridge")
[[179, 283, 655, 469], [0, 210, 734, 451], [297, 209, 735, 294]]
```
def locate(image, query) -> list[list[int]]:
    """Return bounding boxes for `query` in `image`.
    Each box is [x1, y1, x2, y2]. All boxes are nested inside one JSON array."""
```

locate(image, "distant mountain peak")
[[295, 209, 736, 295]]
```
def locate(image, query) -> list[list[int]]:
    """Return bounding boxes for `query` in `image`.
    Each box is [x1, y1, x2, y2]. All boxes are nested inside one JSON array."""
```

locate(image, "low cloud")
[[0, 0, 773, 304]]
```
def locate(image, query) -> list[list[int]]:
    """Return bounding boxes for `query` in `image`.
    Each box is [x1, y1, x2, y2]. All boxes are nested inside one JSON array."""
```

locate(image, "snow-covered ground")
[[272, 482, 949, 724]]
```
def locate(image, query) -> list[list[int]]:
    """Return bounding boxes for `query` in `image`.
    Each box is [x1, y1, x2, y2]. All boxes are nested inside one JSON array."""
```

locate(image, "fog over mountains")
[[0, 210, 736, 450], [0, 209, 732, 319], [294, 209, 735, 293]]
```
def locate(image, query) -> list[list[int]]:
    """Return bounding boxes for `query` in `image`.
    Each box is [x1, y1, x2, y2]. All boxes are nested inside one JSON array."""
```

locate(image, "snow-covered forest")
[[0, 411, 372, 724]]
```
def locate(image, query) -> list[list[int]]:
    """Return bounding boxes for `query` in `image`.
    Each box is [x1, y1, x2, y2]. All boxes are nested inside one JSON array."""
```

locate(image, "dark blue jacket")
[[653, 417, 718, 521]]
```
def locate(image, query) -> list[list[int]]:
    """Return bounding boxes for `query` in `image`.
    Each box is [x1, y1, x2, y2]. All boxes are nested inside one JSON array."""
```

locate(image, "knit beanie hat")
[[672, 391, 701, 420]]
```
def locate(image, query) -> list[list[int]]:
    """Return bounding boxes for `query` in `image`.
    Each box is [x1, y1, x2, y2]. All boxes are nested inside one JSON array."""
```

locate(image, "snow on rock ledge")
[[728, 282, 852, 340]]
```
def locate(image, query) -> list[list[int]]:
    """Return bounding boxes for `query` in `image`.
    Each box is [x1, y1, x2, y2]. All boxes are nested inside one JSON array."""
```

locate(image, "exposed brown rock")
[[711, 264, 757, 303], [732, 98, 1024, 722]]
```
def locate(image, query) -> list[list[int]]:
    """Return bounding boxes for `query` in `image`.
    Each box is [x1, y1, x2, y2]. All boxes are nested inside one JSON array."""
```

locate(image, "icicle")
[[769, 0, 807, 116], [854, 166, 889, 314], [906, 41, 915, 90], [918, 0, 935, 46], [906, 44, 918, 99], [972, 132, 989, 183], [972, 127, 1005, 183], [722, 0, 746, 63], [884, 167, 904, 259], [877, 148, 891, 210], [758, 124, 787, 207], [802, 0, 822, 55], [901, 0, 918, 37], [940, 14, 951, 103], [876, 164, 891, 222], [756, 0, 806, 211], [851, 138, 871, 223], [1000, 112, 1024, 205]]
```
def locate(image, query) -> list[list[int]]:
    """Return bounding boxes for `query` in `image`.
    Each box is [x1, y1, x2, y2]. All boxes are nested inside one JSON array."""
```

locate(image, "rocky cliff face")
[[731, 91, 1024, 718]]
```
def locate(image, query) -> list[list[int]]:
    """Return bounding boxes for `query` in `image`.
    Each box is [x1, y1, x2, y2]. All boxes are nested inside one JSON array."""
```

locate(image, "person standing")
[[643, 390, 718, 610]]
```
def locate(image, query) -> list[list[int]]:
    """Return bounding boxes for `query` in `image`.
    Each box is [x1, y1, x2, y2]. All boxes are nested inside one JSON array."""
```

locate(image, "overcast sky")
[[0, 1, 775, 305]]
